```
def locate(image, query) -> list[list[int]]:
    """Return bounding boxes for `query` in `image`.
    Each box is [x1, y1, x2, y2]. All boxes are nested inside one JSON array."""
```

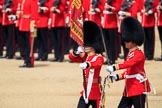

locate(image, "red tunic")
[[83, 0, 104, 27], [68, 53, 104, 100], [36, 0, 51, 28], [49, 0, 66, 28], [117, 49, 151, 97], [19, 0, 38, 32], [102, 0, 122, 28], [118, 0, 140, 32], [2, 0, 18, 25], [120, 0, 139, 18], [140, 0, 158, 27]]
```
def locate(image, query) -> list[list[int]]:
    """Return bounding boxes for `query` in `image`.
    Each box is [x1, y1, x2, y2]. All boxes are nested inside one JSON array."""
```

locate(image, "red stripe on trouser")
[[97, 99, 100, 108]]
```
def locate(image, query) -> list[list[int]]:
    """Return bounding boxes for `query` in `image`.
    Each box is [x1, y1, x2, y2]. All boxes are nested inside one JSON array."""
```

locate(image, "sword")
[[100, 75, 111, 108]]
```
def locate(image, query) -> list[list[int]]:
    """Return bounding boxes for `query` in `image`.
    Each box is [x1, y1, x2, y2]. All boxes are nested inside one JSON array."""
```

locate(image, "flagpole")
[[70, 0, 87, 101]]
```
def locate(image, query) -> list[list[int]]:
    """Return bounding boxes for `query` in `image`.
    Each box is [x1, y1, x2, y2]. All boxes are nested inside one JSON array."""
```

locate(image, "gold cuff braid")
[[113, 64, 119, 70]]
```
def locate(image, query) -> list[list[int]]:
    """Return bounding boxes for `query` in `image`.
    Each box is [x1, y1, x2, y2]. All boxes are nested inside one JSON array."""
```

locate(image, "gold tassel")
[[30, 21, 37, 38]]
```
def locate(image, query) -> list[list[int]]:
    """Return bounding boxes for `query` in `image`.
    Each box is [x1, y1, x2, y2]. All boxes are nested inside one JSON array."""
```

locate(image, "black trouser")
[[77, 96, 98, 108], [144, 27, 155, 59], [0, 24, 4, 55], [118, 94, 146, 108], [16, 27, 25, 58], [19, 31, 31, 64], [64, 26, 70, 54], [51, 27, 64, 60], [36, 28, 48, 59], [158, 26, 162, 54], [2, 24, 15, 57], [103, 28, 118, 64]]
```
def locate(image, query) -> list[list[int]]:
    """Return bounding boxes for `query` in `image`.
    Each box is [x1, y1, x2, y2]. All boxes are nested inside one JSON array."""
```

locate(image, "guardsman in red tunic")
[[69, 21, 104, 108], [106, 17, 151, 108], [140, 0, 158, 60], [18, 0, 38, 67], [49, 0, 66, 62], [1, 0, 18, 59], [118, 0, 140, 60], [102, 0, 122, 65], [154, 0, 162, 61], [0, 0, 4, 57], [34, 0, 51, 61]]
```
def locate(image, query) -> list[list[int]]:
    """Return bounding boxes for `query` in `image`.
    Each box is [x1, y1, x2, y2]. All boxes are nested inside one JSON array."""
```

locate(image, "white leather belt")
[[124, 74, 147, 83]]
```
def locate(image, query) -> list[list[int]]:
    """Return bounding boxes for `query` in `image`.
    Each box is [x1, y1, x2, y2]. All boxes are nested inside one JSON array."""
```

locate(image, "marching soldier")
[[18, 0, 38, 67], [35, 0, 51, 61], [1, 0, 18, 59], [49, 0, 66, 62], [140, 0, 158, 60], [106, 16, 151, 108], [118, 0, 140, 60], [69, 21, 104, 108], [154, 0, 162, 61], [102, 0, 122, 64]]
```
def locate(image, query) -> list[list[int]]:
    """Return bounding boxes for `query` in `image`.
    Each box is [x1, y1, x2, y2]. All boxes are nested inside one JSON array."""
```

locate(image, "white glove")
[[103, 10, 108, 14], [84, 18, 88, 21], [106, 65, 114, 73], [103, 10, 112, 14], [118, 11, 126, 16], [110, 74, 118, 81], [77, 18, 83, 25], [147, 10, 153, 14], [76, 46, 84, 54], [5, 8, 12, 13], [95, 8, 100, 12], [88, 10, 96, 14], [80, 62, 88, 69], [39, 6, 48, 11], [8, 15, 17, 20], [141, 9, 145, 13], [54, 9, 60, 13]]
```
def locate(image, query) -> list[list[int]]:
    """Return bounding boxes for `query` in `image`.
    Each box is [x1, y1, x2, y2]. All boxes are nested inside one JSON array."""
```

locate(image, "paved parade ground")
[[0, 31, 162, 108]]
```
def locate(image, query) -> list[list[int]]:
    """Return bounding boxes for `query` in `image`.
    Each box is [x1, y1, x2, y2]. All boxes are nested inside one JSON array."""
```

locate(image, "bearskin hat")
[[83, 21, 102, 53], [121, 16, 145, 46]]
